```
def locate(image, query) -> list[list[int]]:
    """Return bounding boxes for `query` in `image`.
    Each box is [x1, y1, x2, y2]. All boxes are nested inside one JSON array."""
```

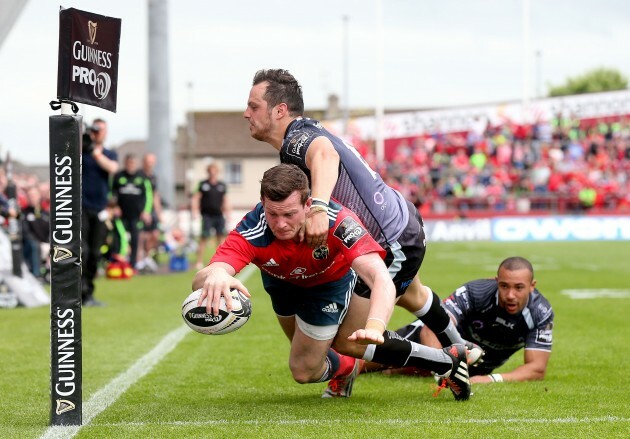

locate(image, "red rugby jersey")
[[211, 200, 385, 287]]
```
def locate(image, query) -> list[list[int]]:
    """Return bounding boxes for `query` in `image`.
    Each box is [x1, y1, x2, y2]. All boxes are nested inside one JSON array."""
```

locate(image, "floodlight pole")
[[522, 0, 531, 120], [148, 0, 175, 207], [342, 15, 349, 136], [374, 0, 385, 162]]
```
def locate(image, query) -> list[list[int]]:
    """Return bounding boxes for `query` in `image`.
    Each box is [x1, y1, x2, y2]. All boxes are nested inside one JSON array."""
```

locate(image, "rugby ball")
[[182, 288, 252, 335]]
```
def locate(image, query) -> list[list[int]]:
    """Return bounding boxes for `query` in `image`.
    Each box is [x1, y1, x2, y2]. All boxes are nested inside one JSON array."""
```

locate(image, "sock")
[[333, 351, 357, 378], [365, 330, 452, 375], [414, 289, 464, 346], [316, 349, 341, 383]]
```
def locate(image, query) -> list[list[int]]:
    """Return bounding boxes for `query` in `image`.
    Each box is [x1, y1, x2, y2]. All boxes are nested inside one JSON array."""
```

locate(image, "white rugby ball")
[[182, 288, 252, 335]]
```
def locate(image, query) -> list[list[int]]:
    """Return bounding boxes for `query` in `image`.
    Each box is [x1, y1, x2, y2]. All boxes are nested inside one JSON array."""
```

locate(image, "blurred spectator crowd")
[[370, 115, 630, 217], [0, 163, 51, 279]]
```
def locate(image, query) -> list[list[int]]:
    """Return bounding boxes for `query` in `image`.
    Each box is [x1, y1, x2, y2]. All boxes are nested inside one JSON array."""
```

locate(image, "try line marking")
[[94, 416, 629, 427], [39, 264, 257, 439]]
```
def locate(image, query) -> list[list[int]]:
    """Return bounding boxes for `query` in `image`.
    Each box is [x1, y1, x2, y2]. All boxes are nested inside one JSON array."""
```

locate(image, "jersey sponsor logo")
[[322, 302, 339, 313], [312, 245, 329, 260], [373, 192, 384, 205], [262, 269, 286, 280], [333, 217, 367, 249], [454, 286, 471, 310], [444, 296, 463, 316], [400, 279, 413, 290], [535, 328, 553, 344], [495, 317, 515, 329], [262, 258, 279, 267], [286, 132, 310, 158], [290, 267, 307, 276], [118, 183, 143, 195]]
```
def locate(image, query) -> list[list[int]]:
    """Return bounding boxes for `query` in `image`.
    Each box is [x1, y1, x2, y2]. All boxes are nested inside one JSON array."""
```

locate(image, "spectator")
[[192, 163, 229, 270], [137, 153, 163, 273], [81, 118, 119, 307], [111, 153, 153, 271], [21, 186, 49, 278]]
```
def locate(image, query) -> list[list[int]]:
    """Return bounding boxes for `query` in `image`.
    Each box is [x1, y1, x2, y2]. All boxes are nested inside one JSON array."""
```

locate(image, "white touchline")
[[94, 416, 629, 427], [40, 264, 257, 439]]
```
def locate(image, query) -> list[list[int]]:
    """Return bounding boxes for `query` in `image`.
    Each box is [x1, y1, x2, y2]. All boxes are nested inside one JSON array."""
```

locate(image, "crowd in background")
[[2, 114, 630, 281], [369, 115, 630, 216], [0, 165, 51, 279]]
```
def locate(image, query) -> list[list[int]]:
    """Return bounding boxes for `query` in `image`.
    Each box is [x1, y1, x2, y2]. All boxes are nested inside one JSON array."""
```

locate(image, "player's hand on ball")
[[348, 328, 384, 345], [198, 267, 249, 315]]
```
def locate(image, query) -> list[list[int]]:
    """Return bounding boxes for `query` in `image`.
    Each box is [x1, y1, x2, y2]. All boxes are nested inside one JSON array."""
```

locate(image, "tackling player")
[[368, 257, 553, 384], [243, 70, 478, 380], [193, 164, 471, 400]]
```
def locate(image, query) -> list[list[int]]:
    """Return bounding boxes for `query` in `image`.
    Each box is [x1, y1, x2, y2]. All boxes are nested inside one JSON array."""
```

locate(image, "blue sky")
[[1, 0, 629, 165]]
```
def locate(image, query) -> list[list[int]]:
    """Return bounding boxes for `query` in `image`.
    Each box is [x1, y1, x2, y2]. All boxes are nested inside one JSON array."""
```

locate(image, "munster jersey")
[[443, 279, 554, 373], [210, 200, 385, 287], [280, 118, 409, 248]]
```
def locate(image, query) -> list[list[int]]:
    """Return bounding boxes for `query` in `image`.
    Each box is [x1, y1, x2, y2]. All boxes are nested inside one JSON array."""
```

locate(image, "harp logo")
[[52, 247, 73, 263], [88, 20, 98, 45], [55, 399, 76, 415]]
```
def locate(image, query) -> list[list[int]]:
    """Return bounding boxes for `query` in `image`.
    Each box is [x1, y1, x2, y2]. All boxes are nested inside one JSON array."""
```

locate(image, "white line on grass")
[[39, 264, 258, 439], [561, 289, 630, 299], [93, 416, 629, 427]]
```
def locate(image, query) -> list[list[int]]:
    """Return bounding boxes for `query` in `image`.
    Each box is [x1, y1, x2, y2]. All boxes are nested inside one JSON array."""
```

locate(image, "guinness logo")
[[88, 20, 98, 44], [52, 247, 72, 262], [55, 399, 75, 415]]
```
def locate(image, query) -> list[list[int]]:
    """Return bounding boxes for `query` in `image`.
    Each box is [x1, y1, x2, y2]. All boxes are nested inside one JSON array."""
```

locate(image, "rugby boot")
[[437, 344, 471, 401], [322, 358, 364, 398]]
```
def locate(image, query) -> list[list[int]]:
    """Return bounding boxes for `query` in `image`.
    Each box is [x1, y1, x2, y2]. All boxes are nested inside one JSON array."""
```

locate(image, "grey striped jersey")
[[280, 117, 409, 248]]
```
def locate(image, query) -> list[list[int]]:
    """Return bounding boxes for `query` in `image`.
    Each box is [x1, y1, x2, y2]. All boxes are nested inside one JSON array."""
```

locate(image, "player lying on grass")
[[192, 164, 472, 400], [364, 257, 554, 384]]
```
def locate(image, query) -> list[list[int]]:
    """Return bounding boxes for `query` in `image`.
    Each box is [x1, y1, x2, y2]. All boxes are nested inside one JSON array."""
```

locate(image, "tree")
[[548, 68, 628, 97]]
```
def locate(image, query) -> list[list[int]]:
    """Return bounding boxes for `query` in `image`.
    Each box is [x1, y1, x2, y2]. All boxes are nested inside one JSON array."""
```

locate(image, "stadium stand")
[[369, 115, 630, 219]]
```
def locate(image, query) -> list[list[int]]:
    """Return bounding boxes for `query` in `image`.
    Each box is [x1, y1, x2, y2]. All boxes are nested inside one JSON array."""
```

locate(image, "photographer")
[[81, 118, 118, 307]]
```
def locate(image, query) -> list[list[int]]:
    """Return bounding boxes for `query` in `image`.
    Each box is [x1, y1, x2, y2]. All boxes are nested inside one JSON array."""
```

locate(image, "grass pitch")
[[1, 241, 629, 438]]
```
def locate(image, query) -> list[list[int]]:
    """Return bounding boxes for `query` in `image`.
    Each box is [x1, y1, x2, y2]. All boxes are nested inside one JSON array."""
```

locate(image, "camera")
[[82, 124, 100, 155]]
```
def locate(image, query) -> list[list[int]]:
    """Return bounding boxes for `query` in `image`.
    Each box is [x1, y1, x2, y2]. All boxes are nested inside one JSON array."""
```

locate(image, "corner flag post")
[[49, 7, 120, 426]]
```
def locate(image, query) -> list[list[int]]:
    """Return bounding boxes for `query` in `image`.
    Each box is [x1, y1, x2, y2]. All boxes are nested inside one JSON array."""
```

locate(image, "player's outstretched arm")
[[192, 262, 249, 315], [302, 137, 340, 248], [471, 349, 550, 383], [347, 253, 396, 345]]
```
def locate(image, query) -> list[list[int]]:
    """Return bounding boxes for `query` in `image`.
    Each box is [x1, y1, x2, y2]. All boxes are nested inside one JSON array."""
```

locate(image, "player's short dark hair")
[[252, 69, 304, 116], [498, 256, 534, 279], [260, 164, 309, 205]]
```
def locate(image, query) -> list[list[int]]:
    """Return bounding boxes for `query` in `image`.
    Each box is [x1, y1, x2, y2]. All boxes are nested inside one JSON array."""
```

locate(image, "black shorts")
[[354, 201, 426, 298], [201, 214, 226, 238], [143, 211, 160, 232]]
